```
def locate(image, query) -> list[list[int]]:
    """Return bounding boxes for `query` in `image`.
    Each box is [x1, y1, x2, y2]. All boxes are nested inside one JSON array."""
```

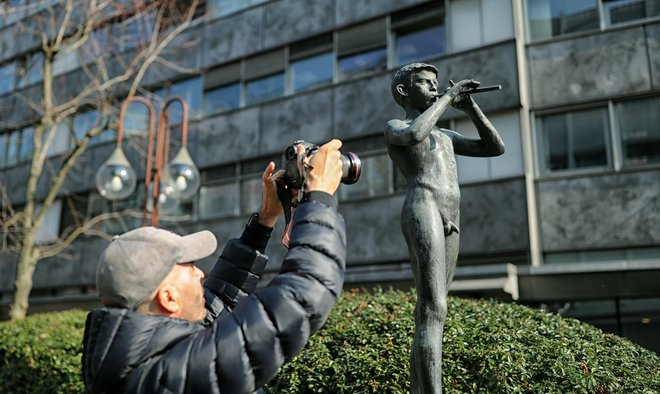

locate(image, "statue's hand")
[[448, 79, 479, 112]]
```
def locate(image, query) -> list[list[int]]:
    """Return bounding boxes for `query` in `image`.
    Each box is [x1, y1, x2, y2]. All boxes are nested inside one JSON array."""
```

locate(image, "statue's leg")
[[402, 203, 446, 394]]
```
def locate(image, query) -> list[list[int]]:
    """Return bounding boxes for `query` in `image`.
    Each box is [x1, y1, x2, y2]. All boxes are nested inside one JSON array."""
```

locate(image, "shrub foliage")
[[1, 290, 658, 393], [267, 289, 660, 394], [0, 309, 87, 393]]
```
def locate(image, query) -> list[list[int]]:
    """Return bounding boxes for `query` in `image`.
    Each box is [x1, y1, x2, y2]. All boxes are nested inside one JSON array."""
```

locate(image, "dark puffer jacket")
[[82, 200, 346, 393]]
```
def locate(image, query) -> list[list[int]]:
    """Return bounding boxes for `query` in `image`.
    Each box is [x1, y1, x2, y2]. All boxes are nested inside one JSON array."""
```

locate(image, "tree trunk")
[[9, 235, 38, 320]]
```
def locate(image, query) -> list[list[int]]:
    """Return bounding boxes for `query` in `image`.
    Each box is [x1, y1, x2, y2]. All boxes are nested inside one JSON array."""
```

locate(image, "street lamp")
[[95, 96, 200, 227]]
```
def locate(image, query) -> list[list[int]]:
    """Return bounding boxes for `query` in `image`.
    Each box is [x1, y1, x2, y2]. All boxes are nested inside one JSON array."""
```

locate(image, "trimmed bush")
[[1, 290, 658, 393], [0, 309, 87, 394], [267, 289, 660, 394]]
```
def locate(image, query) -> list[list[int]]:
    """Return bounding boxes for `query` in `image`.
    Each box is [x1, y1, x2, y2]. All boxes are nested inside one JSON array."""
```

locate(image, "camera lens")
[[340, 152, 361, 184]]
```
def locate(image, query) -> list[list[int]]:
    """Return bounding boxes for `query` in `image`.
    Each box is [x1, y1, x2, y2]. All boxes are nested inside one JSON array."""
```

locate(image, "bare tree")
[[0, 0, 200, 320]]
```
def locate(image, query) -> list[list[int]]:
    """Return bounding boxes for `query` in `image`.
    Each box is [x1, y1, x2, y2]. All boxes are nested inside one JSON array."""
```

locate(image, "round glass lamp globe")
[[169, 148, 200, 200], [96, 148, 137, 200], [145, 177, 179, 215]]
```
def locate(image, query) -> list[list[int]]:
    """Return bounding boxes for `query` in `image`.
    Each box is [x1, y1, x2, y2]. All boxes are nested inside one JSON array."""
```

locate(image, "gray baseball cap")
[[96, 226, 218, 310]]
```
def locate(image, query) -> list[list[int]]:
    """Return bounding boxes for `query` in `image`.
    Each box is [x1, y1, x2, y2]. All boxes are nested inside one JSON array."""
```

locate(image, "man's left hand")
[[257, 162, 285, 228]]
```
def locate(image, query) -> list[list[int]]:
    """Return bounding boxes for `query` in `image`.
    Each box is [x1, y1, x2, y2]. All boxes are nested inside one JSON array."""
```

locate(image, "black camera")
[[283, 140, 361, 189]]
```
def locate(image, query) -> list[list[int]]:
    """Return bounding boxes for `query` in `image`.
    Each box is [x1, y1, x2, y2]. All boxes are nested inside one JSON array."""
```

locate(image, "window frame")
[[534, 104, 613, 176]]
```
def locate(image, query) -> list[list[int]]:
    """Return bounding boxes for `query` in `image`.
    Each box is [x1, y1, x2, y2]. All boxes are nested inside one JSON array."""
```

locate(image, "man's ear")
[[155, 284, 181, 315], [396, 83, 408, 97]]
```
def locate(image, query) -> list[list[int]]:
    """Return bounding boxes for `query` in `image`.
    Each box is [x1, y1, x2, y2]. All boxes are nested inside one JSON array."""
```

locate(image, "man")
[[384, 63, 505, 394], [82, 140, 346, 393]]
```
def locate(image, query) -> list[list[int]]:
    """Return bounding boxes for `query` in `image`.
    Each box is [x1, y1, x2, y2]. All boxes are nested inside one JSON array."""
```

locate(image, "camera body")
[[283, 140, 361, 189]]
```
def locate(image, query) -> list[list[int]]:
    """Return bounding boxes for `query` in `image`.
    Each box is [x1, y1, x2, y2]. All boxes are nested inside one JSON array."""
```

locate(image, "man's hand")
[[297, 139, 343, 196], [257, 162, 285, 227], [448, 79, 480, 112]]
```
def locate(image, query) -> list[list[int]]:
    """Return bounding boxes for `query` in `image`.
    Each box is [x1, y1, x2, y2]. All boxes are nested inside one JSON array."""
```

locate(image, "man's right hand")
[[296, 139, 343, 196]]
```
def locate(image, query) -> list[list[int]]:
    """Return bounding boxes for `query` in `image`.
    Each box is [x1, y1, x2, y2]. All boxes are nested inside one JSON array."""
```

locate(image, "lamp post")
[[95, 96, 200, 227]]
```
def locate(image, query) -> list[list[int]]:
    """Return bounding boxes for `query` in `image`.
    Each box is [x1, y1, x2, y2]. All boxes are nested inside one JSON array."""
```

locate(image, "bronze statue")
[[385, 63, 505, 393]]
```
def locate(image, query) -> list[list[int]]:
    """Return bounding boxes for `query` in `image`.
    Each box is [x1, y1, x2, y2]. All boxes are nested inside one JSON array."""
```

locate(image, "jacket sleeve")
[[203, 218, 273, 323], [207, 200, 346, 393]]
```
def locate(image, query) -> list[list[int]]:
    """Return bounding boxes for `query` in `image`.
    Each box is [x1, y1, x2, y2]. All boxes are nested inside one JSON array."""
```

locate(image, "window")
[[46, 122, 72, 157], [0, 62, 16, 95], [448, 0, 514, 52], [245, 50, 285, 105], [35, 200, 62, 244], [537, 107, 610, 173], [5, 130, 19, 167], [18, 126, 34, 164], [0, 133, 6, 168], [123, 100, 153, 135], [337, 18, 387, 80], [526, 0, 599, 41], [73, 111, 100, 144], [167, 77, 203, 121], [0, 0, 24, 26], [52, 43, 78, 77], [18, 52, 44, 88], [205, 83, 241, 113], [603, 0, 660, 26], [204, 62, 241, 114], [238, 156, 276, 214], [246, 74, 284, 104], [337, 136, 390, 201], [207, 0, 269, 18], [289, 35, 333, 92], [393, 3, 445, 65], [198, 165, 237, 219], [616, 96, 660, 166], [455, 112, 523, 183], [290, 51, 333, 92]]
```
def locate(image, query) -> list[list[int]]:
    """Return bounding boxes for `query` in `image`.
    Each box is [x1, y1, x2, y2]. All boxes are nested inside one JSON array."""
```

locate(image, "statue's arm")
[[384, 96, 454, 146], [446, 97, 505, 157]]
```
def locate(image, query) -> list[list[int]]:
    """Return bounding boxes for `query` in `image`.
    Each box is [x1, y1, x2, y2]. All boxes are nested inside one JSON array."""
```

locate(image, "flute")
[[449, 80, 501, 95]]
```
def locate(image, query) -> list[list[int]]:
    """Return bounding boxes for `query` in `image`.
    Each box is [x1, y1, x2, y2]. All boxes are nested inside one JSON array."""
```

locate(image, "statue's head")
[[391, 63, 439, 108]]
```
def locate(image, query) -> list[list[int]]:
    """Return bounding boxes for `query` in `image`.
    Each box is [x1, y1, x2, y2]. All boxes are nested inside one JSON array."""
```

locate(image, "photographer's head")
[[96, 227, 217, 321]]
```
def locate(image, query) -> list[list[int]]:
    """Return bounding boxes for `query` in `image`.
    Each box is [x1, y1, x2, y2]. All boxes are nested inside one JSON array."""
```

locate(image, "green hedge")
[[0, 309, 87, 394], [1, 290, 659, 393]]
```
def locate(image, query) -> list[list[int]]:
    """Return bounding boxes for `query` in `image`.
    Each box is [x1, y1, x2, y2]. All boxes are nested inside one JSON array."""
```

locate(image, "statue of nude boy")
[[384, 63, 505, 394]]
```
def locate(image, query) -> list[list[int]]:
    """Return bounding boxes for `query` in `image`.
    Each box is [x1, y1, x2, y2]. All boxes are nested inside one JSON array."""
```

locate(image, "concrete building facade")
[[0, 0, 658, 352]]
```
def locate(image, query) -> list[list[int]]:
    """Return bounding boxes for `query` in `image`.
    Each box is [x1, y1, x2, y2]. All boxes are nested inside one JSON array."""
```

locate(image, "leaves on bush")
[[1, 290, 658, 393]]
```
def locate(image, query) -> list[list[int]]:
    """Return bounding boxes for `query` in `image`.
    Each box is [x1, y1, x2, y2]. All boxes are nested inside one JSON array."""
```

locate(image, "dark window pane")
[[397, 24, 445, 65], [0, 62, 16, 95], [199, 182, 237, 219], [617, 96, 660, 166], [6, 131, 19, 167], [539, 107, 608, 172], [246, 73, 284, 105], [0, 134, 6, 168], [540, 114, 568, 171], [240, 177, 261, 214], [168, 77, 202, 123], [605, 0, 660, 26], [18, 126, 34, 163], [338, 153, 389, 200], [74, 111, 98, 143], [205, 83, 240, 113], [291, 52, 333, 92], [208, 0, 268, 18], [570, 109, 607, 168], [527, 0, 599, 41], [338, 47, 387, 80]]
